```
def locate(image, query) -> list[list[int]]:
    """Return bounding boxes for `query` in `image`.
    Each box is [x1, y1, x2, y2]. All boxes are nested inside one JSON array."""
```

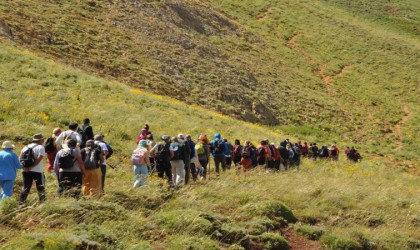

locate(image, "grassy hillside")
[[0, 39, 419, 249], [0, 0, 418, 164]]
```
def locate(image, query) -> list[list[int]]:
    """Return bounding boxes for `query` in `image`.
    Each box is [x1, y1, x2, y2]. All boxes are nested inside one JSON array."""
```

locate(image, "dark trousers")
[[233, 156, 241, 166], [100, 164, 106, 191], [225, 156, 232, 169], [190, 162, 197, 182], [213, 155, 226, 174], [274, 160, 281, 170], [184, 158, 191, 185], [58, 172, 82, 199], [199, 159, 208, 179], [20, 171, 46, 203], [156, 160, 172, 183]]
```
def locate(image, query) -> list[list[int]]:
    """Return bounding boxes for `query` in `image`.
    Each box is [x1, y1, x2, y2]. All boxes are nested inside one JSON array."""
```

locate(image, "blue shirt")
[[0, 149, 23, 180]]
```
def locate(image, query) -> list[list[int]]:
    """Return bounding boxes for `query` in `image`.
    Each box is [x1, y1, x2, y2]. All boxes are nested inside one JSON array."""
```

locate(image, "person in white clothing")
[[19, 134, 46, 204], [55, 123, 82, 150], [94, 134, 109, 192]]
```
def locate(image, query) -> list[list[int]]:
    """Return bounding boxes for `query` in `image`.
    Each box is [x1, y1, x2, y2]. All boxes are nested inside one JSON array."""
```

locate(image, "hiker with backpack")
[[94, 134, 109, 192], [271, 143, 282, 170], [312, 143, 319, 160], [44, 127, 61, 173], [146, 134, 156, 173], [240, 141, 253, 172], [293, 143, 302, 169], [329, 144, 339, 161], [210, 133, 228, 175], [169, 137, 187, 187], [177, 134, 192, 184], [319, 145, 330, 159], [130, 140, 150, 188], [0, 141, 23, 200], [266, 140, 276, 169], [256, 140, 270, 168], [286, 143, 295, 169], [81, 140, 104, 197], [278, 141, 289, 170], [78, 118, 94, 149], [54, 139, 85, 198], [232, 139, 243, 167], [224, 139, 234, 170], [19, 134, 47, 204], [185, 135, 199, 182], [302, 142, 309, 157], [150, 135, 172, 183], [55, 123, 82, 150], [196, 134, 210, 180]]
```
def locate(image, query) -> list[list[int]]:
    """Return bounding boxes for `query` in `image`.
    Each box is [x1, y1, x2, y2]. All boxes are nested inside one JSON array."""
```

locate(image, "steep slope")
[[0, 41, 419, 250], [0, 0, 418, 162]]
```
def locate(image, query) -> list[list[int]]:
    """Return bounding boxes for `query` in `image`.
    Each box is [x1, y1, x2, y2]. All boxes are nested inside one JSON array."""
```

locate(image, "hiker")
[[186, 135, 198, 182], [150, 135, 172, 183], [54, 139, 85, 198], [0, 141, 23, 200], [136, 128, 148, 145], [232, 139, 243, 167], [44, 127, 62, 173], [81, 140, 104, 197], [19, 134, 47, 204], [250, 142, 258, 168], [330, 144, 339, 161], [345, 147, 351, 159], [302, 142, 309, 157], [256, 140, 270, 168], [143, 124, 150, 133], [55, 123, 82, 150], [169, 137, 187, 187], [308, 143, 314, 158], [146, 134, 156, 173], [196, 134, 210, 180], [94, 134, 109, 192], [319, 145, 329, 159], [131, 140, 150, 188], [271, 143, 282, 170], [177, 134, 192, 184], [240, 141, 253, 172], [210, 133, 228, 175], [293, 143, 302, 169], [78, 118, 94, 149], [224, 139, 234, 170], [286, 143, 294, 169], [267, 140, 276, 169], [312, 143, 319, 160], [278, 143, 289, 170]]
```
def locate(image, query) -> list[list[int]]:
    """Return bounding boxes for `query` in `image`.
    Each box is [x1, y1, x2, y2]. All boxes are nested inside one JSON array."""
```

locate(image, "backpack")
[[104, 142, 113, 159], [44, 137, 56, 153], [81, 147, 100, 169], [58, 148, 74, 169], [78, 125, 89, 146], [241, 146, 251, 158], [131, 148, 146, 165], [20, 145, 36, 168], [170, 143, 182, 161], [213, 140, 224, 154], [155, 143, 169, 161], [293, 147, 301, 160], [195, 143, 205, 156], [257, 147, 266, 158], [331, 148, 338, 156]]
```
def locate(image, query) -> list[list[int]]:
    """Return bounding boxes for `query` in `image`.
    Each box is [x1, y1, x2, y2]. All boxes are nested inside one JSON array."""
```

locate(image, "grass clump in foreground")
[[0, 41, 418, 249]]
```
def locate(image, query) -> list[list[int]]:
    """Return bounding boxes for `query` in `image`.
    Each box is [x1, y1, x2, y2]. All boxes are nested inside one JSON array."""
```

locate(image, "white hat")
[[2, 141, 15, 149]]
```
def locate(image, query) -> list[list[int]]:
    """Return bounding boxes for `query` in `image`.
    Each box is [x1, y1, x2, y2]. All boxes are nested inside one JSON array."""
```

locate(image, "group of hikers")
[[0, 120, 362, 202]]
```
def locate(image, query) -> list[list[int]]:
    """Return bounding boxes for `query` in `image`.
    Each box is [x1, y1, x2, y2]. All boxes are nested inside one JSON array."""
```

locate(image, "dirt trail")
[[394, 105, 412, 150], [282, 228, 322, 250]]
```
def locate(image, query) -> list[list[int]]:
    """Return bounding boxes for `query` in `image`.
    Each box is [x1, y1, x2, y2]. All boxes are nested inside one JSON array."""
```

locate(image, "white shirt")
[[95, 141, 108, 165], [22, 143, 46, 173], [56, 130, 82, 148]]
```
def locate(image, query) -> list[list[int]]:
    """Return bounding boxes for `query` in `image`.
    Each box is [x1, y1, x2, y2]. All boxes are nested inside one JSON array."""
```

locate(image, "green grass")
[[0, 1, 419, 248], [0, 0, 418, 165]]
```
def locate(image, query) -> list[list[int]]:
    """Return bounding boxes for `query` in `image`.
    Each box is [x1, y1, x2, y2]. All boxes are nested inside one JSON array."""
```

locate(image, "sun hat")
[[138, 139, 147, 148], [177, 134, 185, 140], [2, 141, 15, 149], [32, 134, 45, 141], [94, 134, 103, 141], [161, 135, 170, 141]]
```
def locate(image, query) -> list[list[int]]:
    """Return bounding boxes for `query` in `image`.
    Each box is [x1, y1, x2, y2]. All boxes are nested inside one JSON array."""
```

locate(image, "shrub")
[[295, 224, 324, 240], [321, 235, 362, 250], [262, 201, 297, 223], [258, 232, 289, 250]]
